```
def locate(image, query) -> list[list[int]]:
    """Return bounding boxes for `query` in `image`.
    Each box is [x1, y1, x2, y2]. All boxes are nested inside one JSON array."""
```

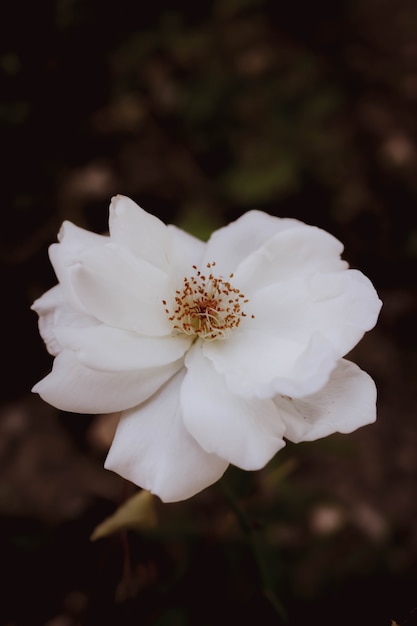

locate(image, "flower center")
[[163, 262, 252, 341]]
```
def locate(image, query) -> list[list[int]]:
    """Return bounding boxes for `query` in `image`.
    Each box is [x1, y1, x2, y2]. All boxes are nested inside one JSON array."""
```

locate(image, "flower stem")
[[218, 478, 288, 623]]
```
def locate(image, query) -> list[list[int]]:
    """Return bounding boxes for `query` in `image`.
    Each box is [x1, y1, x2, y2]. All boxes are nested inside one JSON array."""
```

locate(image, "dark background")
[[1, 0, 417, 624]]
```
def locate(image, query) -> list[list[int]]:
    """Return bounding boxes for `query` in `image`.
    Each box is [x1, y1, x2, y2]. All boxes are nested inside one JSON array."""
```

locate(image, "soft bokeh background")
[[2, 0, 417, 624]]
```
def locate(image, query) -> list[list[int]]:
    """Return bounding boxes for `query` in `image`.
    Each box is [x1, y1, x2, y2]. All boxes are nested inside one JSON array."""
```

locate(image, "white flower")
[[32, 195, 382, 502]]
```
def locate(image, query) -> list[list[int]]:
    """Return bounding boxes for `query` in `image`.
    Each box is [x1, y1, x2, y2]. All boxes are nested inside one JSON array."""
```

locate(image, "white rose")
[[32, 195, 382, 502]]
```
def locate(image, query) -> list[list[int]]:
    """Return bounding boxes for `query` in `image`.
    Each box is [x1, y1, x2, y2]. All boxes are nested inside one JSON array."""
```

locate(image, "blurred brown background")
[[1, 0, 417, 624]]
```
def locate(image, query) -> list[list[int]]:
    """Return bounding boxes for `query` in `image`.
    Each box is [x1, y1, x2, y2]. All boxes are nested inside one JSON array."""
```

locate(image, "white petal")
[[233, 223, 346, 293], [32, 285, 99, 356], [306, 269, 382, 355], [49, 221, 107, 310], [204, 329, 337, 399], [276, 359, 377, 443], [202, 223, 381, 397], [55, 324, 192, 371], [244, 267, 381, 359], [105, 369, 229, 502], [32, 350, 181, 413], [68, 243, 172, 336], [181, 345, 286, 470], [109, 195, 171, 272], [56, 219, 108, 254], [32, 285, 69, 356], [167, 224, 206, 276], [203, 210, 305, 276]]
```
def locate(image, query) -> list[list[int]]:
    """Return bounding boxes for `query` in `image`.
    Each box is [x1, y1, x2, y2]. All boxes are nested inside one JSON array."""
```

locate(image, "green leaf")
[[90, 490, 157, 541]]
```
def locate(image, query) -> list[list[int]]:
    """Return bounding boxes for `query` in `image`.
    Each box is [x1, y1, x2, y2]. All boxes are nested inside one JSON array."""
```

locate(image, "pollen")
[[163, 262, 252, 341]]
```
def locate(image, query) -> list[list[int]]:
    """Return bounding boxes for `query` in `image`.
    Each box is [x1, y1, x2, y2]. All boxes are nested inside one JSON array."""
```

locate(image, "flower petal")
[[32, 285, 99, 356], [68, 243, 172, 336], [233, 223, 346, 293], [204, 329, 337, 399], [276, 358, 377, 443], [55, 324, 192, 371], [167, 224, 206, 276], [181, 344, 286, 470], [32, 350, 181, 413], [204, 224, 381, 398], [245, 269, 381, 360], [49, 221, 107, 310], [109, 195, 171, 272], [203, 210, 305, 276], [105, 369, 229, 502]]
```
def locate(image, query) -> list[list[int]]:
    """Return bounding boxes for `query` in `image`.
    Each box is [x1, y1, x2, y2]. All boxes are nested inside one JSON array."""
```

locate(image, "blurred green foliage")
[[1, 1, 417, 625], [2, 0, 416, 402], [3, 0, 417, 274]]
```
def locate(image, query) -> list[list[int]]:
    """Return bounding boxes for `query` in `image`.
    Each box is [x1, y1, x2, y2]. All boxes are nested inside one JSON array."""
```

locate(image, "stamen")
[[163, 264, 253, 341]]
